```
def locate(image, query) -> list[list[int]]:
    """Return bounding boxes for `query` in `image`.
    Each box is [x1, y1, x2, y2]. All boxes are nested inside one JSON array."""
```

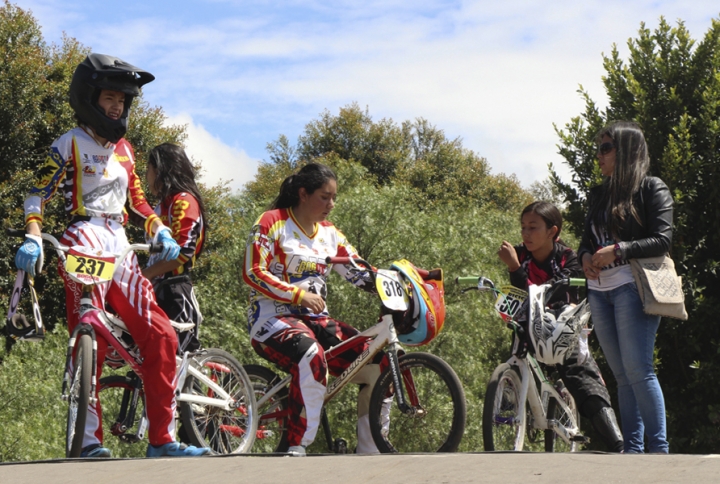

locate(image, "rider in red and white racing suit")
[[15, 54, 208, 458], [243, 163, 388, 455]]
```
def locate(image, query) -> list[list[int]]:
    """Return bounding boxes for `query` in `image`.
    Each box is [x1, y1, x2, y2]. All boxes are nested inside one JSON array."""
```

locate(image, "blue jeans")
[[588, 282, 669, 453]]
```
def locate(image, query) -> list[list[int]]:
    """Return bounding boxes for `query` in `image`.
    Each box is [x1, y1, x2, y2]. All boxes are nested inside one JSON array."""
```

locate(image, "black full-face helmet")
[[69, 53, 155, 143]]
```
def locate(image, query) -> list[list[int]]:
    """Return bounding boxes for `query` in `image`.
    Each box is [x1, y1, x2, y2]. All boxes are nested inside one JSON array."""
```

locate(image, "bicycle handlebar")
[[456, 275, 585, 287], [325, 256, 431, 278], [7, 227, 165, 254]]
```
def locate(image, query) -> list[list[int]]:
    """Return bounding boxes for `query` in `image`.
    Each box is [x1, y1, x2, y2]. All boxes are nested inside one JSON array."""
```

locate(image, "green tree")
[[250, 103, 532, 211], [0, 3, 194, 461], [553, 17, 720, 453], [0, 2, 188, 338]]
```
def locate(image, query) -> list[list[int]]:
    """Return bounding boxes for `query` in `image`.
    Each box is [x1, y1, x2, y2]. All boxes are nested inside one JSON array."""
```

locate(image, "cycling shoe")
[[287, 445, 306, 456], [146, 441, 210, 457], [80, 444, 112, 458]]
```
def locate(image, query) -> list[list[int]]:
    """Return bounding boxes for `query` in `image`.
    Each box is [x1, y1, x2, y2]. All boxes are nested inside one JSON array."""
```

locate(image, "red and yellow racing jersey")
[[243, 208, 370, 333], [23, 127, 159, 234], [147, 192, 205, 278]]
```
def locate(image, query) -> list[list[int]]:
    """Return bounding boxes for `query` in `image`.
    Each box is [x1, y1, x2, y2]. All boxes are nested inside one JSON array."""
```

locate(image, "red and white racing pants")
[[59, 219, 178, 448], [251, 315, 389, 452]]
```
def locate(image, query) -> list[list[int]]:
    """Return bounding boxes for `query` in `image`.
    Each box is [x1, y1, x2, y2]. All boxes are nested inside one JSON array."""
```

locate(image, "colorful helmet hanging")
[[390, 259, 445, 346]]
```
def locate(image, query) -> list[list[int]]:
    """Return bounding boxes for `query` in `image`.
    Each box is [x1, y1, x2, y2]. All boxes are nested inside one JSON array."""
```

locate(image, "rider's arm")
[[122, 141, 161, 236], [242, 212, 305, 306], [23, 145, 68, 231], [330, 226, 376, 293], [508, 245, 530, 290], [143, 194, 203, 280], [142, 259, 182, 280]]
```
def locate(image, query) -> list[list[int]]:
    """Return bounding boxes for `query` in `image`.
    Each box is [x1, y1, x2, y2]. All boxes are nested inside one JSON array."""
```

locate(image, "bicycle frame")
[[505, 352, 580, 449], [255, 312, 407, 411]]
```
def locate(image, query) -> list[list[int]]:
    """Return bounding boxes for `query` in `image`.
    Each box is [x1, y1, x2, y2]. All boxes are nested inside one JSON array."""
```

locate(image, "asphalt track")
[[2, 452, 719, 484]]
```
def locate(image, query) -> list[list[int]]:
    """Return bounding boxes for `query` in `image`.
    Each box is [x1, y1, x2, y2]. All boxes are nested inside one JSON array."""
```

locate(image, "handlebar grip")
[[326, 256, 352, 265], [149, 242, 164, 253], [6, 228, 26, 239], [569, 278, 586, 287], [456, 276, 481, 285]]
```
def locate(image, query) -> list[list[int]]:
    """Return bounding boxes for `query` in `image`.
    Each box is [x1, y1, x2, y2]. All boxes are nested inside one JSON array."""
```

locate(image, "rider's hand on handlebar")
[[299, 291, 325, 314], [154, 227, 181, 261], [15, 234, 43, 277]]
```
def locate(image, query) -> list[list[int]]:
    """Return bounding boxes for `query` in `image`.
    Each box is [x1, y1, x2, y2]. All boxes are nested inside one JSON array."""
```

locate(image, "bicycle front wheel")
[[482, 362, 530, 451], [544, 386, 580, 452], [180, 349, 257, 454], [368, 352, 466, 453], [66, 334, 93, 458], [243, 364, 289, 453]]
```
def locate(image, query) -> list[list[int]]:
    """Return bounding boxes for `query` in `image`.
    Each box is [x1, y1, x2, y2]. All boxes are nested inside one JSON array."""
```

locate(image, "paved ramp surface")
[[2, 452, 719, 484]]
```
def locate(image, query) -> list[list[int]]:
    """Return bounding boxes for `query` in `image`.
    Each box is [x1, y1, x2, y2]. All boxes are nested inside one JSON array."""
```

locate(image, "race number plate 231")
[[65, 247, 116, 285]]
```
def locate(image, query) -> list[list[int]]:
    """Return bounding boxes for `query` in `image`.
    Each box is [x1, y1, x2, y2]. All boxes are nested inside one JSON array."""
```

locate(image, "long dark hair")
[[592, 120, 649, 238], [271, 163, 337, 210], [147, 143, 208, 233], [521, 201, 563, 242]]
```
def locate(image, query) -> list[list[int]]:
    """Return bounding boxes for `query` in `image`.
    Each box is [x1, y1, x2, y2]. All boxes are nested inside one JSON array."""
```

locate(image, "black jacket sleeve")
[[620, 176, 673, 259], [578, 177, 673, 262], [508, 245, 529, 289]]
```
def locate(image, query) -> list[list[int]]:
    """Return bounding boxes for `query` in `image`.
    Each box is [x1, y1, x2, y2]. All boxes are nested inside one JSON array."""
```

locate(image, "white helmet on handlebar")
[[527, 284, 590, 366]]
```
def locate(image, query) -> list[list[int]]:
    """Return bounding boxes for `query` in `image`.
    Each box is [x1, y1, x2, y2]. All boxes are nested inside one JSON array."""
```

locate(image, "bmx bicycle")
[[457, 275, 589, 452], [6, 228, 257, 457], [246, 257, 466, 454]]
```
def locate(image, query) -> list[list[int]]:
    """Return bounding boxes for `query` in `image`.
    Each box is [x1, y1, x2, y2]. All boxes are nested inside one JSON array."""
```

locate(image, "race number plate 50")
[[376, 269, 409, 311], [494, 285, 528, 322], [65, 247, 116, 285]]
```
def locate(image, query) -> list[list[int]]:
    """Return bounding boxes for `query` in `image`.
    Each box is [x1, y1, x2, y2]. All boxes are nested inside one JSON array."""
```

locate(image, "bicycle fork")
[[386, 343, 421, 416]]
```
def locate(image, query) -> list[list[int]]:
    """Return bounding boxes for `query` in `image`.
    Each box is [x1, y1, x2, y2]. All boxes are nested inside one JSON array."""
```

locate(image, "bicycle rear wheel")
[[544, 386, 580, 452], [98, 374, 147, 458], [180, 349, 257, 454], [243, 364, 289, 453], [368, 352, 466, 453], [66, 334, 93, 458]]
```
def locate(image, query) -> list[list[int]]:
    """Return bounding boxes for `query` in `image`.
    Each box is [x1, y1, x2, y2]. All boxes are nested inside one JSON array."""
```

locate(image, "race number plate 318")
[[65, 247, 116, 285], [375, 269, 409, 311]]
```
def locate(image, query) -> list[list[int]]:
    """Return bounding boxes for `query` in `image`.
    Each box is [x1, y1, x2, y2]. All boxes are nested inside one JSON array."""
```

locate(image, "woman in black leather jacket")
[[578, 120, 672, 454]]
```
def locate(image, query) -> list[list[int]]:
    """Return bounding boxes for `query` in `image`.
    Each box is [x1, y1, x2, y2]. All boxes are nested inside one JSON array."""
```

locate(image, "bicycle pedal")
[[570, 434, 589, 443], [20, 333, 45, 342], [334, 438, 348, 454], [119, 434, 141, 444]]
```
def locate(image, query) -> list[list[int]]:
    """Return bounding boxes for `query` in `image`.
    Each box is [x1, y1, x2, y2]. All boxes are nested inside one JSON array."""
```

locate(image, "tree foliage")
[[553, 17, 720, 453], [0, 2, 188, 340], [246, 102, 532, 211], [0, 3, 194, 461]]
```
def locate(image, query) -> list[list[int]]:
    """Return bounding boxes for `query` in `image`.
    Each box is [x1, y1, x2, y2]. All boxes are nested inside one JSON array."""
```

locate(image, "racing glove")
[[15, 234, 44, 277], [154, 227, 181, 261]]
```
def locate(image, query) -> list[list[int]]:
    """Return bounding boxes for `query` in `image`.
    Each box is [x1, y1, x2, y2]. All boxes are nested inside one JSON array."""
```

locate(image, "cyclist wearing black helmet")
[[14, 53, 209, 459]]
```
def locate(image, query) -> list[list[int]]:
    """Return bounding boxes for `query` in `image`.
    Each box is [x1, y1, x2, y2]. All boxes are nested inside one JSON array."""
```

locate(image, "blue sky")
[[16, 1, 720, 192]]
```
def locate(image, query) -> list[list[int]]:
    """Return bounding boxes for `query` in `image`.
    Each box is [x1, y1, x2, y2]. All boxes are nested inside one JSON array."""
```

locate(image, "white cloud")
[[165, 113, 259, 194], [19, 0, 720, 191]]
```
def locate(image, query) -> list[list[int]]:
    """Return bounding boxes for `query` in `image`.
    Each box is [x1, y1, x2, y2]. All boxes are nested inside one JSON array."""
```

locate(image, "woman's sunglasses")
[[597, 142, 615, 156]]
